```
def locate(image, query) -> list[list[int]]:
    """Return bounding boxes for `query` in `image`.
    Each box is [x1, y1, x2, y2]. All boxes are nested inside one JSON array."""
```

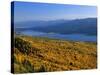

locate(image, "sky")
[[12, 1, 97, 22]]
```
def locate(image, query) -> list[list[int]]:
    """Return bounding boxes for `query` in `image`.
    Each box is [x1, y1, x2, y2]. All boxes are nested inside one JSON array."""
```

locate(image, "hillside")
[[12, 35, 97, 73], [15, 18, 97, 35]]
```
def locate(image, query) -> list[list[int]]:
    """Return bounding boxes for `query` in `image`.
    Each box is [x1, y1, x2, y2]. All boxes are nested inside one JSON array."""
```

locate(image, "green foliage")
[[15, 37, 31, 54], [22, 59, 34, 73], [15, 37, 40, 54], [38, 65, 47, 72]]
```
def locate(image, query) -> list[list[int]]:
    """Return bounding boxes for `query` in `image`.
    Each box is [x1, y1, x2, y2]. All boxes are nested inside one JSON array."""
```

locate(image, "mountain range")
[[15, 18, 97, 35]]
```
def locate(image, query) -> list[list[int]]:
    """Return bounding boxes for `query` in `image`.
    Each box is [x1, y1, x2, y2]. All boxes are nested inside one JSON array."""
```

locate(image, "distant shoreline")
[[15, 34, 97, 43]]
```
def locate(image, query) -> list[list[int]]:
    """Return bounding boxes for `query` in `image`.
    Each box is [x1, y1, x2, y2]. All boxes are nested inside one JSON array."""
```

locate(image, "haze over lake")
[[14, 2, 97, 42], [15, 18, 97, 42], [17, 30, 96, 42]]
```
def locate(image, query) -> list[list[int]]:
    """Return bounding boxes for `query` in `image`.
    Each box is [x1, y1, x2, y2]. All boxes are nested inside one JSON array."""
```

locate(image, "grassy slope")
[[13, 35, 97, 73]]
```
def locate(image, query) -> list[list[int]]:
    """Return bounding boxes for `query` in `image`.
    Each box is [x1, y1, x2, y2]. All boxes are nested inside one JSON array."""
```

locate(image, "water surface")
[[17, 30, 97, 42]]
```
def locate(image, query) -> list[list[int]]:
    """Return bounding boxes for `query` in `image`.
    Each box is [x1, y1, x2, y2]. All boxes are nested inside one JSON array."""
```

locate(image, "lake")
[[18, 30, 97, 42]]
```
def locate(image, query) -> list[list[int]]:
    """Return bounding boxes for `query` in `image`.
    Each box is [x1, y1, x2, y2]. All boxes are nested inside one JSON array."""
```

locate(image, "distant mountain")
[[15, 19, 68, 28], [14, 21, 47, 28], [15, 18, 97, 35]]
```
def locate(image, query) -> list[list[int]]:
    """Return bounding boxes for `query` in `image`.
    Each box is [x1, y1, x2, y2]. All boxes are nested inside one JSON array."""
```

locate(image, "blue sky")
[[13, 1, 97, 22]]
